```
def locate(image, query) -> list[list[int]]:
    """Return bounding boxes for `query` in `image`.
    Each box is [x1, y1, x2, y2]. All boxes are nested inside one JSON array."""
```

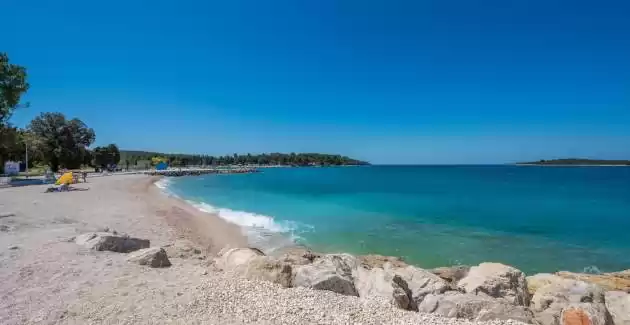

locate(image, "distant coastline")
[[517, 158, 630, 166], [120, 150, 370, 168]]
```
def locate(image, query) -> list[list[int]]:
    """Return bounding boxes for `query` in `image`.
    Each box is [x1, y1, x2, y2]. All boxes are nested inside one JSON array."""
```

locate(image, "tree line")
[[0, 52, 368, 173], [520, 159, 630, 166], [121, 150, 369, 168]]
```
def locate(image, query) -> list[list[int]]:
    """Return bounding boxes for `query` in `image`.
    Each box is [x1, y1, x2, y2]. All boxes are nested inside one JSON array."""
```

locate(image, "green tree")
[[0, 53, 29, 173], [92, 144, 120, 169], [0, 53, 29, 126], [28, 112, 95, 171]]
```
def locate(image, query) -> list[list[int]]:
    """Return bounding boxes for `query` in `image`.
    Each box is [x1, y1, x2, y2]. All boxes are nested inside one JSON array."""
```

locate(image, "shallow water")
[[161, 165, 630, 274]]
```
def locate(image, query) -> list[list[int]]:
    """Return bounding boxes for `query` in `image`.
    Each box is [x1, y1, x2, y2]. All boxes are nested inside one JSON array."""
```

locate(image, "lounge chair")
[[45, 183, 70, 192]]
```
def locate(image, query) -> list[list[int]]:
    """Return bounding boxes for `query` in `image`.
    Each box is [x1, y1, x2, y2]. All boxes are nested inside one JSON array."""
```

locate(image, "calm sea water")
[[160, 166, 630, 274]]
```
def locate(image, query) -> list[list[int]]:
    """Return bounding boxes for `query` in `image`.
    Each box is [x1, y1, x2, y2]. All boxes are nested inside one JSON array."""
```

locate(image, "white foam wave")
[[186, 200, 306, 252], [187, 201, 295, 233], [154, 178, 171, 190], [154, 178, 181, 198]]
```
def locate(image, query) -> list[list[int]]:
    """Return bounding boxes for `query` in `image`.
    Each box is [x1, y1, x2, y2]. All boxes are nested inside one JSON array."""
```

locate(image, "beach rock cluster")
[[215, 247, 630, 325], [75, 231, 173, 268]]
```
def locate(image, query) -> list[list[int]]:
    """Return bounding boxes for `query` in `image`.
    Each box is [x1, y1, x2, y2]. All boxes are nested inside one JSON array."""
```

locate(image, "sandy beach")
[[2, 174, 624, 325]]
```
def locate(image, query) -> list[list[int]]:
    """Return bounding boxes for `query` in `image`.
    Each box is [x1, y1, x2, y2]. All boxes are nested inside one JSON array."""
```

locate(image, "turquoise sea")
[[158, 166, 630, 274]]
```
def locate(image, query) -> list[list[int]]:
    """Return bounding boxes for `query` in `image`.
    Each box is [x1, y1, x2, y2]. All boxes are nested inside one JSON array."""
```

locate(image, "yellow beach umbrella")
[[55, 172, 73, 185]]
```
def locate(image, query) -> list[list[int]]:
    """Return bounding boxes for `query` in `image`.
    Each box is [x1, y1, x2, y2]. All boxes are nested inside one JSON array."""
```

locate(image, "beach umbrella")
[[55, 172, 73, 185]]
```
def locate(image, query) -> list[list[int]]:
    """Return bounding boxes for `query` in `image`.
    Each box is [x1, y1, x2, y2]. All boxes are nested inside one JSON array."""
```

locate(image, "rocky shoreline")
[[69, 227, 630, 325], [214, 246, 629, 325]]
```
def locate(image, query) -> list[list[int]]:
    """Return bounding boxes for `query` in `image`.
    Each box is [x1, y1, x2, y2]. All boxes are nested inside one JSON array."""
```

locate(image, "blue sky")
[[5, 0, 630, 164]]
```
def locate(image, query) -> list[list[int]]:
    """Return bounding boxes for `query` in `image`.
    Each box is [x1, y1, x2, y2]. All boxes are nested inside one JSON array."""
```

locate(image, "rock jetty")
[[144, 167, 259, 177], [214, 247, 630, 325]]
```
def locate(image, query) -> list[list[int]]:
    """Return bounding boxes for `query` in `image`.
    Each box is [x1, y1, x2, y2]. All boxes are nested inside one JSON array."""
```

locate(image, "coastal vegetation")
[[519, 158, 630, 166], [120, 150, 369, 167]]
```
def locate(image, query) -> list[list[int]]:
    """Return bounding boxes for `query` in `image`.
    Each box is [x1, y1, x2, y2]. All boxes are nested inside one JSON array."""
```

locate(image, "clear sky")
[[5, 0, 630, 164]]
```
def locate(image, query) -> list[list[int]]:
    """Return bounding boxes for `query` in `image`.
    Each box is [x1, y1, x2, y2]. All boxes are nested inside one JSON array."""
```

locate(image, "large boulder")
[[458, 262, 530, 306], [163, 239, 203, 259], [292, 254, 358, 296], [354, 266, 412, 310], [418, 291, 534, 323], [528, 273, 563, 296], [556, 271, 630, 293], [531, 278, 605, 312], [214, 247, 264, 271], [75, 232, 150, 253], [388, 264, 449, 307], [560, 303, 612, 325], [531, 278, 606, 325], [605, 291, 630, 325], [240, 256, 293, 287], [357, 254, 408, 270], [275, 247, 320, 266], [127, 247, 171, 267], [429, 265, 470, 286]]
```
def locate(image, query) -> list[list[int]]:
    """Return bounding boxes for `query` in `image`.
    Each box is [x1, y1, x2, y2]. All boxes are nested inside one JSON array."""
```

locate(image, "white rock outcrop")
[[388, 264, 449, 307], [530, 277, 606, 325], [354, 266, 412, 309], [418, 291, 534, 323], [458, 262, 530, 306], [605, 291, 630, 325], [126, 247, 171, 268], [293, 254, 359, 296]]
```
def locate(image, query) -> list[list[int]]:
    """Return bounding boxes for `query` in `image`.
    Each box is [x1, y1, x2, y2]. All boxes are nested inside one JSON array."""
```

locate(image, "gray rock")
[[240, 256, 293, 287], [389, 264, 450, 307], [163, 239, 203, 259], [605, 291, 630, 325], [430, 265, 470, 286], [531, 278, 606, 325], [458, 262, 530, 306], [293, 254, 359, 296], [357, 254, 409, 270], [531, 278, 605, 312], [276, 247, 320, 266], [215, 247, 264, 271], [75, 232, 150, 253], [527, 273, 563, 296], [559, 303, 612, 325], [418, 291, 534, 323], [354, 266, 412, 310], [126, 247, 171, 268]]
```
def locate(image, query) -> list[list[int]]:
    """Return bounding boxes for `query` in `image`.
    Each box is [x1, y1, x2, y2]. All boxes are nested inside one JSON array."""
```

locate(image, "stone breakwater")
[[215, 247, 630, 325], [143, 167, 259, 177]]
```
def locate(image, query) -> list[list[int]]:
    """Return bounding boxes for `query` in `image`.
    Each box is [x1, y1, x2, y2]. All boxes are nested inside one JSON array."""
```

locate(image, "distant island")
[[518, 158, 630, 166], [120, 150, 370, 168]]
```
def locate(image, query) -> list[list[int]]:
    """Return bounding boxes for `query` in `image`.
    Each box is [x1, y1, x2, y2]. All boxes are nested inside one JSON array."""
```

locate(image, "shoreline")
[[151, 176, 301, 255], [145, 176, 248, 254], [152, 175, 630, 275]]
